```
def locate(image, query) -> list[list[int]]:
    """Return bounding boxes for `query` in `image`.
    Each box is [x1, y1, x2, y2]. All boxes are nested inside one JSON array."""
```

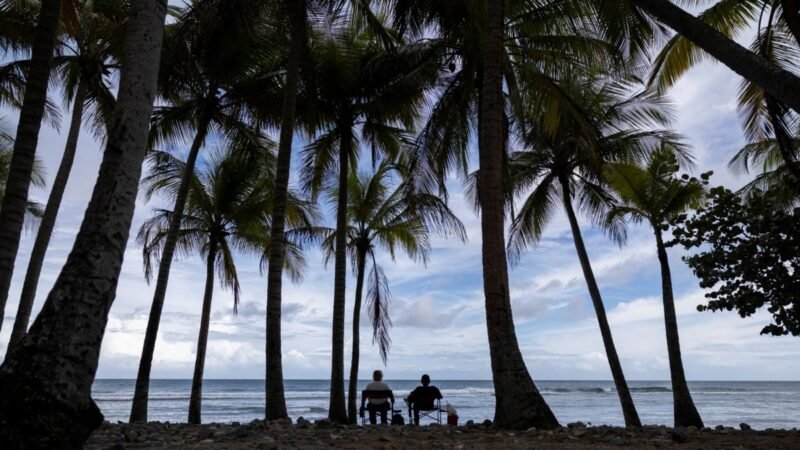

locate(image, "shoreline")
[[85, 419, 800, 449]]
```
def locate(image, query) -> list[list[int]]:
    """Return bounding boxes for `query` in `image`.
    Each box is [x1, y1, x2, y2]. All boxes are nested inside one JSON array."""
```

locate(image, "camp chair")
[[360, 389, 400, 425], [407, 396, 442, 425]]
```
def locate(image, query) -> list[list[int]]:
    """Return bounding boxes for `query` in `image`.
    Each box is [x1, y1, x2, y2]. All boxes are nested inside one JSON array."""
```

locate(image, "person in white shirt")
[[360, 370, 394, 424]]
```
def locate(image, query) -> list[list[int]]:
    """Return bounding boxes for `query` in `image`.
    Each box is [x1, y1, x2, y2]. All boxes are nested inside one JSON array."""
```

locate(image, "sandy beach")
[[84, 419, 800, 449]]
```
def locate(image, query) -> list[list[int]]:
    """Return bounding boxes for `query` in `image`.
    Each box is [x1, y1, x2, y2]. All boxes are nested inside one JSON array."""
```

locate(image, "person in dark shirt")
[[406, 374, 443, 424]]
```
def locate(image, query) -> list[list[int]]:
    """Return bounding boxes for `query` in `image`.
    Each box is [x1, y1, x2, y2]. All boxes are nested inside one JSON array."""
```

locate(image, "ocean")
[[93, 379, 800, 429]]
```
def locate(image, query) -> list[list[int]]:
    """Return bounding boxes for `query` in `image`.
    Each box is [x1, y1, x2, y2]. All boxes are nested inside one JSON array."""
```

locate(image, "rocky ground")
[[85, 418, 800, 449]]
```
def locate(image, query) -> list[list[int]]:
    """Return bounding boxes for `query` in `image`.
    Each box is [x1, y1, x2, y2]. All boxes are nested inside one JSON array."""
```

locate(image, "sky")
[[1, 35, 799, 383]]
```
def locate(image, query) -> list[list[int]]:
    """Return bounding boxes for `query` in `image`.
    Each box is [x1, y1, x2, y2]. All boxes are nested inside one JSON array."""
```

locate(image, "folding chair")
[[407, 397, 442, 425], [360, 389, 400, 425]]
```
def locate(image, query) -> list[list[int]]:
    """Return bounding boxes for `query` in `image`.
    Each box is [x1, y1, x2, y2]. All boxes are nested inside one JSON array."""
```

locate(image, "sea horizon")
[[93, 379, 800, 429]]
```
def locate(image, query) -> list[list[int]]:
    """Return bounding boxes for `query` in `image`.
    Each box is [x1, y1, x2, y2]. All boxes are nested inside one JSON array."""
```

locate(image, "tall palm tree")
[[596, 0, 800, 112], [604, 148, 708, 429], [0, 0, 168, 446], [129, 0, 279, 423], [393, 0, 614, 429], [139, 144, 316, 425], [264, 0, 306, 421], [508, 77, 689, 428], [6, 0, 125, 356], [300, 19, 439, 423], [0, 0, 63, 334], [328, 162, 466, 423]]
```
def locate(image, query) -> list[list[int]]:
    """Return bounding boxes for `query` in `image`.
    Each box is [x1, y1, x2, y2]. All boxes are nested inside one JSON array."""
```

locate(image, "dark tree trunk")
[[632, 0, 800, 113], [780, 0, 800, 46], [129, 121, 209, 423], [328, 123, 351, 424], [188, 240, 217, 425], [560, 181, 641, 428], [347, 248, 367, 424], [0, 0, 62, 333], [6, 79, 87, 356], [764, 95, 800, 182], [654, 229, 703, 429], [265, 0, 305, 421], [478, 0, 558, 430], [0, 1, 167, 447]]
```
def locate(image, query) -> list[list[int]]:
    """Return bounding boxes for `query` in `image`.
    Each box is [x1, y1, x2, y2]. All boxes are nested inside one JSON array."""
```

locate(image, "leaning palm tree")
[[139, 144, 316, 425], [0, 0, 168, 446], [594, 0, 800, 113], [300, 18, 439, 423], [604, 148, 708, 429], [508, 77, 689, 428], [129, 0, 282, 423], [0, 0, 64, 333], [328, 162, 466, 423], [6, 0, 125, 356], [649, 1, 800, 183]]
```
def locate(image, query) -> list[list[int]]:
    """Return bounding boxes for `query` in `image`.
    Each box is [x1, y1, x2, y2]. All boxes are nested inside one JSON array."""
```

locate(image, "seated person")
[[360, 370, 394, 424], [406, 374, 443, 424]]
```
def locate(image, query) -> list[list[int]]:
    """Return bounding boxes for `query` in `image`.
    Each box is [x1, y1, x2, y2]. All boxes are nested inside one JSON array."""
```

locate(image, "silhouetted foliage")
[[671, 186, 800, 336]]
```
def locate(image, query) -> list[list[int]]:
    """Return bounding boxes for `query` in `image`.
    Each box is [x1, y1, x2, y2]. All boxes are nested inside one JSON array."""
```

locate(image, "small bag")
[[391, 413, 405, 425], [446, 402, 458, 426]]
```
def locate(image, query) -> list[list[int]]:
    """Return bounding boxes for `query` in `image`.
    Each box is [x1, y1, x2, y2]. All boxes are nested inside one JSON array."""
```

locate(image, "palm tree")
[[264, 0, 306, 421], [300, 19, 439, 423], [328, 162, 465, 423], [6, 0, 125, 356], [0, 0, 63, 334], [129, 0, 279, 423], [0, 0, 168, 446], [597, 0, 800, 112], [604, 148, 708, 429], [508, 78, 689, 428], [138, 144, 316, 425], [393, 0, 615, 429]]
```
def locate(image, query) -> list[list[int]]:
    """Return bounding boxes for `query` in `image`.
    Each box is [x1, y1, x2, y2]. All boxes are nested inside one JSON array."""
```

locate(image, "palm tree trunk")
[[265, 0, 305, 421], [0, 1, 167, 447], [188, 240, 217, 425], [478, 0, 558, 430], [5, 79, 88, 357], [780, 0, 800, 46], [764, 95, 800, 182], [347, 248, 367, 424], [632, 0, 800, 113], [0, 0, 62, 333], [654, 228, 703, 429], [328, 123, 351, 424], [560, 181, 641, 428], [129, 120, 209, 423]]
